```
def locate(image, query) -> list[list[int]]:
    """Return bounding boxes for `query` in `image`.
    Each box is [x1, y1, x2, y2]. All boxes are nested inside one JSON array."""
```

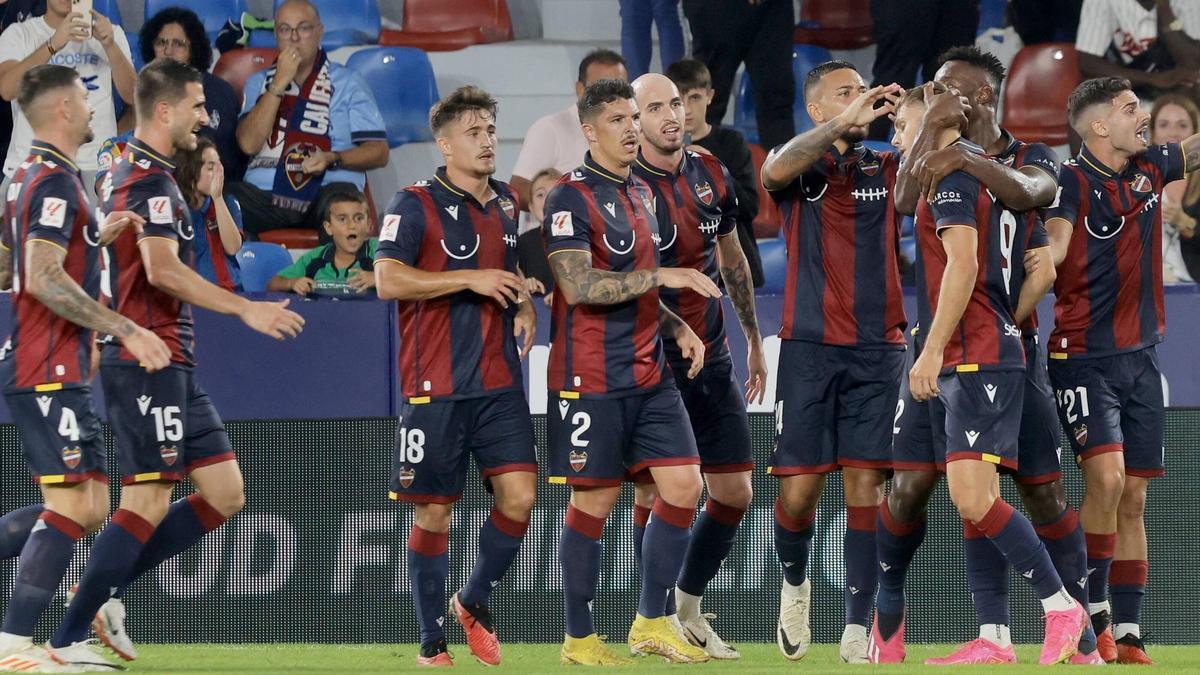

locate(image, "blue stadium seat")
[[93, 0, 123, 24], [757, 237, 787, 295], [734, 44, 833, 145], [899, 236, 917, 267], [144, 0, 241, 39], [862, 139, 894, 155], [125, 30, 143, 71], [901, 215, 914, 237], [237, 242, 293, 292], [248, 0, 379, 48], [345, 47, 439, 147], [977, 0, 1008, 36]]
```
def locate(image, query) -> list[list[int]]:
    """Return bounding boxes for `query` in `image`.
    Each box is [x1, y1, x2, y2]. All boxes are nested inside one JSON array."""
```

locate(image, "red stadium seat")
[[259, 228, 319, 249], [748, 144, 782, 239], [793, 0, 874, 50], [379, 0, 513, 52], [213, 48, 277, 103], [1002, 43, 1081, 147]]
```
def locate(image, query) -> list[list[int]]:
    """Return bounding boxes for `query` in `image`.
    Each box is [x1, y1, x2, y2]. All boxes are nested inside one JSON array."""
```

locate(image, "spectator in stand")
[[619, 0, 684, 79], [141, 7, 245, 179], [1076, 0, 1200, 99], [268, 187, 377, 297], [0, 0, 46, 164], [0, 0, 134, 184], [667, 58, 764, 286], [682, 0, 795, 150], [517, 167, 559, 302], [510, 49, 627, 212], [232, 0, 388, 240], [177, 137, 245, 291], [1010, 0, 1083, 45], [1151, 94, 1200, 282]]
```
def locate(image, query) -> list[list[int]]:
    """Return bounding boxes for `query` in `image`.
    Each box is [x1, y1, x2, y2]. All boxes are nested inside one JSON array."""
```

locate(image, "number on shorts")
[[150, 405, 183, 442], [398, 427, 426, 463], [570, 412, 591, 448], [58, 407, 79, 442], [1055, 386, 1090, 424], [893, 399, 905, 436]]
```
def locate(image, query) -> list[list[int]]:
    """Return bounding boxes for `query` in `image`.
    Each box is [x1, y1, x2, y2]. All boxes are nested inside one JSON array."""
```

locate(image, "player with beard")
[[758, 61, 905, 663], [45, 58, 304, 670]]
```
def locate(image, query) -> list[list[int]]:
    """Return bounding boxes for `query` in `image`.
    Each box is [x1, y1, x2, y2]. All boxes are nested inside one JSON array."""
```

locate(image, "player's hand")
[[98, 210, 146, 245], [921, 82, 969, 131], [289, 277, 315, 294], [347, 268, 374, 293], [914, 145, 970, 203], [673, 322, 706, 379], [301, 151, 336, 175], [657, 267, 721, 298], [745, 341, 767, 404], [124, 325, 172, 372], [465, 269, 524, 308], [835, 83, 903, 129], [240, 299, 305, 339], [273, 48, 303, 89], [524, 276, 546, 296], [91, 10, 114, 46], [513, 302, 536, 359], [908, 349, 943, 402], [1023, 248, 1041, 276]]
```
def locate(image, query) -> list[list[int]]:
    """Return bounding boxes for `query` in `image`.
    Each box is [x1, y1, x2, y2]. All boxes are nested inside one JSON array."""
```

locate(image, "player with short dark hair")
[[1043, 75, 1200, 666], [373, 85, 537, 667], [757, 61, 904, 663], [890, 85, 1088, 667], [46, 57, 304, 669], [0, 64, 170, 672], [546, 79, 721, 665], [630, 73, 766, 660]]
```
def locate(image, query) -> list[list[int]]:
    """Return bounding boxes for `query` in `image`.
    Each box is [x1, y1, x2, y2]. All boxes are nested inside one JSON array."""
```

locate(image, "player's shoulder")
[[546, 170, 588, 203], [691, 148, 728, 173]]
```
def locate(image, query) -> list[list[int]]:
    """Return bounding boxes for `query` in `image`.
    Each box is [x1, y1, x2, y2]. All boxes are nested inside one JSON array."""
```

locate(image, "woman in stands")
[[1150, 95, 1200, 283], [140, 6, 245, 178], [177, 137, 245, 292]]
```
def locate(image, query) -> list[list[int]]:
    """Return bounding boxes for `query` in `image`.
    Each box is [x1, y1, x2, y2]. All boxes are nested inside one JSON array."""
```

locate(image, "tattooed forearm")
[[0, 247, 12, 291], [26, 243, 136, 338], [549, 250, 658, 305], [760, 119, 847, 191], [1183, 134, 1200, 175], [720, 259, 762, 342]]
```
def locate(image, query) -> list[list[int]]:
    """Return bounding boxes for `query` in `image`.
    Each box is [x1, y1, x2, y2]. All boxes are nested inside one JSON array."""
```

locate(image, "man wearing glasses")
[[230, 0, 387, 241]]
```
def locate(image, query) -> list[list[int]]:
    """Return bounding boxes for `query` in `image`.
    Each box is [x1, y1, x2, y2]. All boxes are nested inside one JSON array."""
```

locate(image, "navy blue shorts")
[[672, 357, 753, 473], [1017, 336, 1064, 485], [101, 364, 233, 485], [389, 390, 537, 504], [892, 343, 948, 472], [1047, 347, 1164, 478], [547, 383, 699, 487], [771, 340, 904, 475], [5, 384, 106, 485], [940, 370, 1024, 471]]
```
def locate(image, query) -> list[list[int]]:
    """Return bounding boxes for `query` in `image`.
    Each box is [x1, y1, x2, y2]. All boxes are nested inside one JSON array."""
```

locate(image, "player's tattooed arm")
[[0, 245, 11, 291], [716, 234, 762, 343], [914, 150, 1056, 211], [25, 241, 139, 338], [1182, 133, 1200, 175], [548, 249, 658, 305]]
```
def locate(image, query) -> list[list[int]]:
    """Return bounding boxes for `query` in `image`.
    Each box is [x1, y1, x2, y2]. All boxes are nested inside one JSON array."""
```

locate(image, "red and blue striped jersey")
[[771, 142, 906, 348], [632, 149, 737, 365], [375, 168, 523, 401], [543, 152, 665, 398], [0, 142, 101, 389], [99, 137, 197, 367], [915, 138, 1028, 372], [1046, 142, 1186, 358]]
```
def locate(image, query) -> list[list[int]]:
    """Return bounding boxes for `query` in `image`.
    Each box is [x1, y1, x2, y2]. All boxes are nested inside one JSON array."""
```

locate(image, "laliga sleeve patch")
[[550, 210, 574, 237], [39, 197, 67, 228], [147, 196, 173, 225], [380, 214, 401, 242]]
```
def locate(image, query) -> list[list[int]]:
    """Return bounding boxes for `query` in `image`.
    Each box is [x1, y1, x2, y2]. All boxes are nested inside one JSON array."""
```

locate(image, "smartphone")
[[71, 0, 92, 38]]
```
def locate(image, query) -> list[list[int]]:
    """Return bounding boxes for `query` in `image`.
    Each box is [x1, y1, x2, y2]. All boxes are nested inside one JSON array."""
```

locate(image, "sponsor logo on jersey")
[[40, 198, 67, 228], [380, 214, 400, 242], [551, 211, 574, 237], [148, 196, 173, 225]]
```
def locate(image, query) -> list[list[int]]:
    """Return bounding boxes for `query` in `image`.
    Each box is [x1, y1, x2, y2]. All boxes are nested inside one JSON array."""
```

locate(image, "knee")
[[709, 479, 753, 511], [1117, 484, 1148, 522], [1017, 481, 1068, 524], [844, 469, 886, 506], [201, 476, 246, 519], [948, 485, 995, 524], [659, 471, 703, 509], [495, 489, 535, 521], [414, 503, 454, 533], [887, 474, 936, 522], [79, 506, 109, 534], [1084, 467, 1125, 510]]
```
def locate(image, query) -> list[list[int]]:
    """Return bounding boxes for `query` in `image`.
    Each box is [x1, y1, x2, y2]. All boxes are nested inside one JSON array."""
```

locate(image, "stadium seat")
[[259, 228, 319, 249], [793, 0, 873, 50], [247, 0, 379, 49], [863, 140, 894, 155], [344, 48, 439, 147], [901, 215, 914, 237], [735, 44, 832, 144], [93, 0, 122, 24], [145, 0, 240, 38], [1002, 43, 1081, 146], [213, 48, 277, 102], [236, 242, 293, 292], [125, 30, 144, 71], [756, 237, 787, 294], [748, 143, 782, 239], [379, 0, 513, 51], [977, 0, 1008, 36]]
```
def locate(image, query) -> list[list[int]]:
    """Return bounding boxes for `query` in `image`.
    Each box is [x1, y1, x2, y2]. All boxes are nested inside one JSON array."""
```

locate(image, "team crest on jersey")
[[694, 182, 714, 205], [498, 196, 516, 220], [61, 446, 82, 469], [860, 159, 880, 176], [569, 450, 588, 472], [284, 142, 319, 191], [159, 445, 179, 466], [397, 467, 416, 488], [1129, 174, 1152, 193], [1073, 424, 1088, 446]]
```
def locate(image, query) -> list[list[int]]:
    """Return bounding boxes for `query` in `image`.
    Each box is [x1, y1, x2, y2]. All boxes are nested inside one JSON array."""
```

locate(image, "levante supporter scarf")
[[268, 50, 333, 213]]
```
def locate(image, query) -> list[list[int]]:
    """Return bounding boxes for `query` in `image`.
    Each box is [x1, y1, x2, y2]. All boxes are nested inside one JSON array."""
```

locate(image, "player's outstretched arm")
[[1014, 246, 1055, 325], [548, 250, 721, 306], [139, 237, 304, 339], [895, 84, 970, 215], [374, 259, 525, 308], [1045, 218, 1074, 267], [660, 302, 705, 379], [909, 226, 977, 401], [716, 232, 767, 402], [914, 152, 1057, 211], [25, 241, 172, 371]]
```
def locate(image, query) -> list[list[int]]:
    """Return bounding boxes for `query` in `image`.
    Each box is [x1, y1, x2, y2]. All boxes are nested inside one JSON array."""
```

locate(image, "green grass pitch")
[[128, 643, 1200, 672]]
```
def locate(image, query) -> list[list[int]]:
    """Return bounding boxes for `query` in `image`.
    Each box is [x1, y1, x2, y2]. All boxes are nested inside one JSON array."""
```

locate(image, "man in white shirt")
[[509, 48, 627, 220], [0, 0, 133, 182], [1076, 0, 1200, 96]]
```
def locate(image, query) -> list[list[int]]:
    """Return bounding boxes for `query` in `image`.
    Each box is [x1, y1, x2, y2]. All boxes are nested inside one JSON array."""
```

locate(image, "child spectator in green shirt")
[[269, 189, 378, 296]]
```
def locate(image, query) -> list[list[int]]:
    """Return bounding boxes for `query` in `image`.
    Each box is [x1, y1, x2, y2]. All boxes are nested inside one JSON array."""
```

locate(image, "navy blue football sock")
[[975, 498, 1065, 602], [773, 498, 814, 588], [407, 525, 449, 646], [1085, 532, 1115, 609], [459, 507, 528, 607], [1110, 560, 1147, 627], [876, 499, 926, 639], [1, 511, 83, 637], [677, 499, 744, 598], [638, 500, 692, 619], [0, 505, 44, 560], [113, 494, 226, 599], [963, 519, 1011, 627], [844, 506, 879, 627], [560, 505, 604, 639], [1036, 507, 1096, 650]]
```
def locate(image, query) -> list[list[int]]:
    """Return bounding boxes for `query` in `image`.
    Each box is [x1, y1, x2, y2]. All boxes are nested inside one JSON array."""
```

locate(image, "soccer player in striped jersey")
[[46, 59, 304, 670], [758, 61, 904, 663], [0, 64, 170, 672], [373, 86, 537, 667], [1044, 76, 1200, 665], [544, 79, 720, 666], [630, 73, 766, 660]]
